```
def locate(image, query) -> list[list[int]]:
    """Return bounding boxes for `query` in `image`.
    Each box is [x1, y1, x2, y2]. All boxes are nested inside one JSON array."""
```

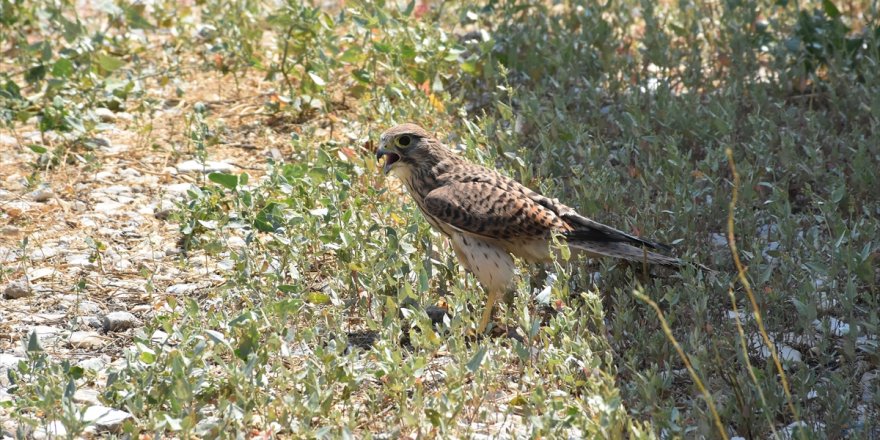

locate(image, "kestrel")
[[376, 123, 687, 334]]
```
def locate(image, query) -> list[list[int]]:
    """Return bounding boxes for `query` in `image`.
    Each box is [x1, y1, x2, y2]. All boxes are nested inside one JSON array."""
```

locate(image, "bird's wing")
[[422, 181, 567, 240], [423, 177, 671, 250]]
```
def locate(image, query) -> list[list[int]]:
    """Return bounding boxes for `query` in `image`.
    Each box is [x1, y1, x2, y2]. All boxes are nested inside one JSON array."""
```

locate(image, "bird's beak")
[[376, 146, 400, 175]]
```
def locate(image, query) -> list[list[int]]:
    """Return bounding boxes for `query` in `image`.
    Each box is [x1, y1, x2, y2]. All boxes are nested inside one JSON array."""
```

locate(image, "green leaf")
[[254, 202, 281, 232], [353, 69, 372, 84], [822, 0, 841, 18], [278, 285, 298, 293], [830, 184, 845, 204], [305, 291, 331, 304], [52, 59, 74, 77], [25, 65, 47, 83], [234, 324, 259, 360], [373, 42, 392, 53], [64, 378, 76, 399], [208, 172, 238, 189], [339, 48, 363, 64], [28, 144, 47, 154], [60, 18, 83, 42], [425, 408, 441, 427], [205, 330, 230, 347], [460, 60, 478, 74], [466, 347, 488, 373], [124, 3, 154, 29], [27, 331, 43, 352], [68, 366, 84, 380], [96, 54, 125, 72], [137, 342, 156, 364], [2, 80, 22, 99]]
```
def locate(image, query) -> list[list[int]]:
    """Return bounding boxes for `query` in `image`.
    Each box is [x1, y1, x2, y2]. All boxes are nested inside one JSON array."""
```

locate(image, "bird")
[[376, 123, 690, 334]]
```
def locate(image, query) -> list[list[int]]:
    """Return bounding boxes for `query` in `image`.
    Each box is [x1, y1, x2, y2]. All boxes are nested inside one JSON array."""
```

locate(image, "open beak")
[[376, 147, 400, 175]]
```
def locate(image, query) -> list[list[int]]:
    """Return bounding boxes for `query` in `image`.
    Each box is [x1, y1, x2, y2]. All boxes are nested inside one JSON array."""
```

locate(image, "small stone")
[[4, 173, 27, 190], [813, 317, 850, 337], [94, 107, 117, 122], [708, 233, 727, 249], [778, 344, 802, 363], [194, 416, 222, 437], [151, 200, 176, 220], [166, 283, 200, 294], [726, 310, 747, 321], [154, 208, 172, 220], [94, 201, 124, 215], [227, 235, 246, 249], [84, 137, 110, 149], [0, 354, 26, 385], [116, 195, 135, 204], [30, 325, 63, 339], [102, 311, 141, 332], [66, 253, 96, 268], [77, 356, 107, 371], [750, 334, 802, 365], [73, 388, 102, 405], [83, 405, 133, 432], [762, 242, 781, 261], [69, 331, 105, 349], [27, 186, 54, 202], [75, 300, 103, 315], [2, 200, 31, 216], [217, 258, 234, 271], [3, 280, 31, 299], [115, 112, 134, 122], [34, 420, 67, 439], [29, 245, 60, 261], [165, 183, 197, 195], [113, 258, 133, 271], [757, 224, 778, 240], [119, 168, 141, 178], [0, 133, 17, 146], [815, 292, 838, 312], [780, 421, 824, 439], [176, 160, 235, 174], [151, 330, 169, 345], [101, 185, 133, 195], [27, 267, 56, 281], [130, 304, 152, 314], [95, 171, 115, 181]]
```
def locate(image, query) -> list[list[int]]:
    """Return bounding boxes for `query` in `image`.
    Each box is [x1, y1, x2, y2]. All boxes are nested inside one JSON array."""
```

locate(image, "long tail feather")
[[568, 241, 683, 267], [569, 240, 714, 272]]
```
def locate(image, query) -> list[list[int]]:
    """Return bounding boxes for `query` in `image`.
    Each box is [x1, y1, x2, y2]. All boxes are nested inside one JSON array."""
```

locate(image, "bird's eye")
[[395, 135, 411, 148]]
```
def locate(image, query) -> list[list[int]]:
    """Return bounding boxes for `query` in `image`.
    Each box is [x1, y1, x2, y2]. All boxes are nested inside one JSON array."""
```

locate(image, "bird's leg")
[[477, 288, 500, 333]]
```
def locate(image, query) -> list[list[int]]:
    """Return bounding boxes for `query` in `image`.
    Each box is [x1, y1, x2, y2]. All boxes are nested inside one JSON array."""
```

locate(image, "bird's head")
[[376, 123, 444, 177]]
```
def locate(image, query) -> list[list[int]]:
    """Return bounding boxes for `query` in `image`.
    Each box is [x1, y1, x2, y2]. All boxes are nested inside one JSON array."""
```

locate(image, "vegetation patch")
[[1, 0, 878, 437]]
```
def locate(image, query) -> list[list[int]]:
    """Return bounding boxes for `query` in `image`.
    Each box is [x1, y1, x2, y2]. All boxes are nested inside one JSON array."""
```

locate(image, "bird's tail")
[[567, 240, 684, 267]]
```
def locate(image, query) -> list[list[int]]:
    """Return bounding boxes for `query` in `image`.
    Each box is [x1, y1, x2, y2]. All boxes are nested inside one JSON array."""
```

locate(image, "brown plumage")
[[376, 123, 687, 333]]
